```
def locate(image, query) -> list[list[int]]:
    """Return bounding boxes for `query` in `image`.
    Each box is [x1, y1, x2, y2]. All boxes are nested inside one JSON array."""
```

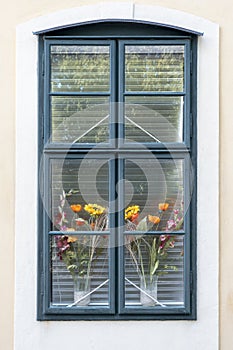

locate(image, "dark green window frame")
[[37, 21, 197, 321]]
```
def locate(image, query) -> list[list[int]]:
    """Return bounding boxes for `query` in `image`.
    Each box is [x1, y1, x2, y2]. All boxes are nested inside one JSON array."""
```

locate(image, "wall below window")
[[4, 0, 233, 349]]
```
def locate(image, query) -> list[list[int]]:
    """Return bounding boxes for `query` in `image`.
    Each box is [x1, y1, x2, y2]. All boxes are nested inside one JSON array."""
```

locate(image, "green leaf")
[[174, 218, 184, 231], [67, 264, 78, 272], [151, 260, 159, 275]]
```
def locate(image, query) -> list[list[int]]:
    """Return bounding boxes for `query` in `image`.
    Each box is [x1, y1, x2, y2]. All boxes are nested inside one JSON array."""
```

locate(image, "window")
[[38, 22, 197, 320]]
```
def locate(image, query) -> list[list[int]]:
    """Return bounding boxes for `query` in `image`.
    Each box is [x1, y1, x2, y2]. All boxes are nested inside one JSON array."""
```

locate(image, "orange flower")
[[90, 222, 95, 230], [158, 203, 169, 211], [70, 204, 82, 213], [148, 215, 161, 224]]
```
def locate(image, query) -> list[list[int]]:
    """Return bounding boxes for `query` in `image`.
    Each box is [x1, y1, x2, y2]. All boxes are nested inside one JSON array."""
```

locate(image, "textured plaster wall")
[[0, 0, 232, 349]]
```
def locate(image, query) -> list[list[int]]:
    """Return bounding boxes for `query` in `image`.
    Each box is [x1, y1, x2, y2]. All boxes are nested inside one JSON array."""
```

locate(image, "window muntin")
[[40, 33, 195, 319]]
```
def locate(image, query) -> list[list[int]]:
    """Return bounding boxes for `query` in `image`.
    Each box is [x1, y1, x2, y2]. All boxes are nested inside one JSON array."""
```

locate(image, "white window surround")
[[15, 3, 219, 350]]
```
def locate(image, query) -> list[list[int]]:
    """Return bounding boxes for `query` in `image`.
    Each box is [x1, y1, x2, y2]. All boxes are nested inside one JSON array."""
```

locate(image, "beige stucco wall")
[[0, 0, 232, 349]]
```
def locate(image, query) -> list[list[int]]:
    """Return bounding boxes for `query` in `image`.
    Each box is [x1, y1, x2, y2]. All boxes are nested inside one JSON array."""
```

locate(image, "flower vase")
[[140, 275, 158, 306], [73, 275, 91, 306]]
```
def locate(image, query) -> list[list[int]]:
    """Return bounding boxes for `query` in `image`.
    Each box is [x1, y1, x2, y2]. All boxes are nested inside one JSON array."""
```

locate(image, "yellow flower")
[[148, 215, 161, 224], [67, 236, 78, 243], [158, 203, 169, 211], [70, 204, 82, 213], [84, 203, 106, 216], [125, 205, 140, 220]]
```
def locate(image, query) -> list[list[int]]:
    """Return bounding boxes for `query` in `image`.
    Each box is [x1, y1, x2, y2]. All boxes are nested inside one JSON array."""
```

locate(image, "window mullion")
[[117, 156, 125, 314]]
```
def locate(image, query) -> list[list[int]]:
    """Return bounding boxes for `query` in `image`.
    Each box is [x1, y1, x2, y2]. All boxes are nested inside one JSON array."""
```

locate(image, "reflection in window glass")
[[52, 159, 109, 232], [51, 45, 110, 92], [125, 45, 184, 92], [125, 235, 184, 307], [124, 159, 184, 232], [51, 96, 109, 143], [51, 235, 109, 307], [125, 96, 183, 143]]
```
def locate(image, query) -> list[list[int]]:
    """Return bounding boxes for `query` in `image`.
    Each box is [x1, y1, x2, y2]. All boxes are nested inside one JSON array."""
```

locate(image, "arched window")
[[38, 21, 197, 320]]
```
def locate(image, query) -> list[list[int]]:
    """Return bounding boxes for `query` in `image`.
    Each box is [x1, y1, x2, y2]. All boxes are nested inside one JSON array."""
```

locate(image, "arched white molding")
[[30, 2, 206, 35], [16, 3, 219, 350]]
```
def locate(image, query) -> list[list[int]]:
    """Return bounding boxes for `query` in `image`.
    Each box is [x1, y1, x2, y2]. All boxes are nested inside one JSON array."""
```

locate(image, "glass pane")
[[125, 96, 183, 143], [51, 235, 109, 307], [51, 45, 110, 92], [125, 45, 184, 92], [52, 159, 109, 232], [125, 235, 184, 307], [51, 96, 109, 143], [124, 159, 184, 232]]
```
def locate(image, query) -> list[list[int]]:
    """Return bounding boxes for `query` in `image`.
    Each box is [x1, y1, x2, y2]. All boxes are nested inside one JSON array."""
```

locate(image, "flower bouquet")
[[125, 203, 183, 306], [54, 190, 108, 305]]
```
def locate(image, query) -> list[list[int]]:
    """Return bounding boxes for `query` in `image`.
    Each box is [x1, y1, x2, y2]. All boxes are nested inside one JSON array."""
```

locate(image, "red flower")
[[75, 218, 85, 226], [56, 235, 70, 258], [131, 213, 139, 222]]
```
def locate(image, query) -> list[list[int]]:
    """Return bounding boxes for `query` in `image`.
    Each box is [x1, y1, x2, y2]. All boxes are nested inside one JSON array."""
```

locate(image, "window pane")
[[51, 45, 110, 92], [124, 235, 184, 307], [50, 234, 110, 307], [125, 96, 183, 143], [51, 96, 109, 143], [125, 45, 184, 92], [124, 159, 184, 232], [52, 159, 109, 232]]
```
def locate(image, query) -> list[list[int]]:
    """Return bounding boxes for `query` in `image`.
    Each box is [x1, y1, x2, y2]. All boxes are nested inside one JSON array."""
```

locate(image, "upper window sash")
[[42, 38, 192, 150]]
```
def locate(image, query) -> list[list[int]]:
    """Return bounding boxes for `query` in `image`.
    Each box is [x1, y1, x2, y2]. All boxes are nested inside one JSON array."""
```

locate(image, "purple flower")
[[166, 219, 176, 230], [169, 241, 175, 248], [160, 235, 167, 242]]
